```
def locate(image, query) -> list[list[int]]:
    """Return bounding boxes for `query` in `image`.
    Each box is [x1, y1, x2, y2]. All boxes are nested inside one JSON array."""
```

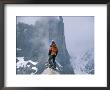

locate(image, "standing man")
[[48, 40, 58, 69]]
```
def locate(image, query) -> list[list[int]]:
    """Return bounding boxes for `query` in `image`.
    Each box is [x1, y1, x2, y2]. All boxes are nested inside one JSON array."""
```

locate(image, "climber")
[[48, 40, 58, 69]]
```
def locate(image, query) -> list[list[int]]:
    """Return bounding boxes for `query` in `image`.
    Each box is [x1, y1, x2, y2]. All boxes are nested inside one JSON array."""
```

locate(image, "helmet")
[[52, 40, 54, 42]]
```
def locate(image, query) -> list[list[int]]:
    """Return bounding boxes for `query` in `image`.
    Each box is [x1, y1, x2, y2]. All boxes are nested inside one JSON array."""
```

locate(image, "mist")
[[63, 16, 94, 56], [63, 16, 94, 74]]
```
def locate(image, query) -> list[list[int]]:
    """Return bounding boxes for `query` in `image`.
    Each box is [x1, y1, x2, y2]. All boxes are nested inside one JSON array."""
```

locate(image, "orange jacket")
[[48, 44, 58, 56]]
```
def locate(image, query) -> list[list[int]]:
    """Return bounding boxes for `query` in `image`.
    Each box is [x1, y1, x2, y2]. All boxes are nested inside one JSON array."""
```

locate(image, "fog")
[[63, 16, 94, 57]]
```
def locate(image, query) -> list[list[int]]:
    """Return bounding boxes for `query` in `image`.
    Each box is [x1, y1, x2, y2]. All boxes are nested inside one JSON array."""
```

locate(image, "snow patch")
[[28, 60, 38, 65], [56, 61, 63, 68], [32, 67, 38, 73], [17, 48, 22, 51], [27, 65, 30, 67], [16, 57, 28, 68], [32, 67, 38, 71], [16, 57, 38, 68]]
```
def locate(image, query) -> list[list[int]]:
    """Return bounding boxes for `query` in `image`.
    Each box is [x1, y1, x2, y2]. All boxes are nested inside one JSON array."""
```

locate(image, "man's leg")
[[52, 55, 56, 68], [48, 55, 53, 67]]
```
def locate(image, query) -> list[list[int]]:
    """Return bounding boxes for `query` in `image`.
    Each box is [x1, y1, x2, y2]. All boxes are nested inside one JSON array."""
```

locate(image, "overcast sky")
[[63, 16, 94, 57]]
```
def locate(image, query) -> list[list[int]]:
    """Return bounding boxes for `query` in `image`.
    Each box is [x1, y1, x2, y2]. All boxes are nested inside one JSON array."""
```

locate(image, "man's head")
[[50, 40, 57, 47], [51, 40, 55, 44]]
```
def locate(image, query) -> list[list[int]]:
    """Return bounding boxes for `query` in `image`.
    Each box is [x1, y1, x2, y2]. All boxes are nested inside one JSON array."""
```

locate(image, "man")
[[48, 40, 58, 69]]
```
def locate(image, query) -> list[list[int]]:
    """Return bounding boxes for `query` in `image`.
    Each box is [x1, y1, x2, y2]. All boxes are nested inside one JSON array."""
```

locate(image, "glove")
[[48, 51, 51, 55]]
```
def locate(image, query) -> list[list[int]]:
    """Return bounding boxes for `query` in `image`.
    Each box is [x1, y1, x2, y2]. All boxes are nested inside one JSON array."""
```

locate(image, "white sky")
[[63, 16, 94, 57]]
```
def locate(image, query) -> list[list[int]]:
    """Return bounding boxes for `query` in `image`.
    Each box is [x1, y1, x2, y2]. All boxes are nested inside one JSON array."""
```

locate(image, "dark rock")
[[16, 59, 19, 63]]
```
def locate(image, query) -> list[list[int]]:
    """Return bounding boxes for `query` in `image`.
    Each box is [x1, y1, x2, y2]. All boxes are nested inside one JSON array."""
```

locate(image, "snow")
[[56, 61, 63, 68], [71, 58, 87, 74], [32, 67, 38, 71], [17, 48, 22, 51], [28, 60, 38, 65], [70, 49, 94, 74], [32, 67, 38, 74], [16, 57, 38, 68], [27, 65, 30, 67], [31, 73, 35, 75], [17, 57, 24, 61], [42, 68, 59, 74], [16, 57, 28, 68]]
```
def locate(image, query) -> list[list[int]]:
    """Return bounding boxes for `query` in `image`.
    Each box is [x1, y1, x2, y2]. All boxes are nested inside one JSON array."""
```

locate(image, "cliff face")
[[48, 16, 74, 74], [16, 16, 74, 74]]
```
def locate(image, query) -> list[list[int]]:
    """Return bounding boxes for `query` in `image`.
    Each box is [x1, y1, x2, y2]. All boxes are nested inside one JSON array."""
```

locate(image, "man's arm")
[[48, 47, 52, 55], [56, 47, 58, 56]]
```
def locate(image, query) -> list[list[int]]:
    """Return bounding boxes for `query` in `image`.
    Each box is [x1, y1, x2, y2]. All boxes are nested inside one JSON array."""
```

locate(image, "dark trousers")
[[48, 55, 56, 68]]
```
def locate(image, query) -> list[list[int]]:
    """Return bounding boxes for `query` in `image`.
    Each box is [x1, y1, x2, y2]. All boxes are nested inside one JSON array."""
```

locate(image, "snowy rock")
[[16, 57, 39, 74], [72, 49, 94, 74], [42, 68, 59, 74]]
